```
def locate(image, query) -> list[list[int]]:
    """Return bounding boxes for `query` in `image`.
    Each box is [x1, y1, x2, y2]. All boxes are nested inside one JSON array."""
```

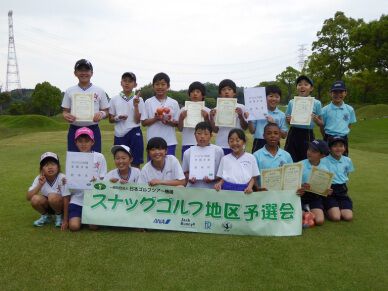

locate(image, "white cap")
[[111, 145, 132, 156], [40, 152, 59, 163]]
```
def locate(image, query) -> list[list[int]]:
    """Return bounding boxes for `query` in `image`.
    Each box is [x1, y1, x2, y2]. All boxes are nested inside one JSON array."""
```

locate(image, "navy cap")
[[330, 80, 346, 91], [74, 59, 93, 71], [309, 140, 329, 155], [296, 75, 313, 86], [328, 136, 346, 147]]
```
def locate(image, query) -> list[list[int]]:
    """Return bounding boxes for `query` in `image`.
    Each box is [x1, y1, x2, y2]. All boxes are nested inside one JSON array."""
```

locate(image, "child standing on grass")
[[105, 145, 141, 183], [210, 79, 248, 155], [248, 85, 288, 153], [320, 80, 356, 156], [182, 121, 224, 189], [27, 152, 67, 227], [299, 140, 331, 226], [178, 81, 211, 158], [62, 127, 107, 231], [215, 129, 259, 193], [142, 73, 180, 156], [285, 75, 322, 162], [321, 136, 354, 222], [138, 137, 186, 187], [109, 72, 145, 168], [62, 59, 109, 153]]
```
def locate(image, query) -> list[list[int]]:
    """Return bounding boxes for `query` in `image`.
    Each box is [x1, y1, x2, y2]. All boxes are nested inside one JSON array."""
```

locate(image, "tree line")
[[1, 11, 386, 116]]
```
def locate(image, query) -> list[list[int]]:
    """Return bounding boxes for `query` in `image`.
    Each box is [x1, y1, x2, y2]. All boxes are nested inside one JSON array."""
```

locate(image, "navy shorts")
[[68, 124, 101, 153], [301, 192, 323, 210], [68, 203, 83, 219], [222, 181, 248, 192], [222, 148, 232, 155], [114, 127, 144, 165], [181, 145, 193, 160], [252, 138, 266, 154], [284, 127, 314, 162], [323, 184, 353, 210]]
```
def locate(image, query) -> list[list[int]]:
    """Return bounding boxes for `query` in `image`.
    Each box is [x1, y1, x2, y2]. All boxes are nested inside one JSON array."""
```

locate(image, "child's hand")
[[286, 115, 291, 124], [243, 111, 249, 119], [296, 187, 305, 196], [214, 182, 222, 191], [210, 109, 217, 119], [188, 177, 196, 184], [61, 177, 67, 185], [63, 112, 76, 123], [235, 107, 243, 118], [325, 188, 333, 196], [110, 178, 119, 183], [38, 175, 46, 186], [119, 179, 128, 184], [93, 111, 105, 122], [201, 109, 209, 120], [244, 187, 253, 194], [266, 115, 275, 123], [180, 110, 188, 119], [118, 115, 128, 120], [61, 221, 68, 231], [149, 179, 161, 186], [203, 176, 213, 183], [312, 114, 322, 125], [90, 176, 97, 182]]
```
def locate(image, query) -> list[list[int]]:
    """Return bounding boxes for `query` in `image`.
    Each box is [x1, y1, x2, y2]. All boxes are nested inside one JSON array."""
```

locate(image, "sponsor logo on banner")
[[153, 218, 171, 225], [180, 218, 195, 228], [222, 221, 232, 232]]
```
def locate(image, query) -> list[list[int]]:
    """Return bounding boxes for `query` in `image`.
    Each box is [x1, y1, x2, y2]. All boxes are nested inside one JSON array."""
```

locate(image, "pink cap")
[[74, 127, 94, 141]]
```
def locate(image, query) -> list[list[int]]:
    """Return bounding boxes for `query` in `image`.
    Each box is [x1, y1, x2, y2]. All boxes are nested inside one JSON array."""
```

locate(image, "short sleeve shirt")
[[321, 102, 356, 136], [105, 167, 141, 183], [300, 159, 330, 184], [251, 107, 288, 139], [29, 173, 69, 197], [322, 154, 354, 184], [253, 146, 293, 172], [285, 97, 322, 129]]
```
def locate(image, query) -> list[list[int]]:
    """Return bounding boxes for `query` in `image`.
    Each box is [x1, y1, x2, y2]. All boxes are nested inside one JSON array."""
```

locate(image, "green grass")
[[0, 114, 388, 289], [356, 104, 388, 120]]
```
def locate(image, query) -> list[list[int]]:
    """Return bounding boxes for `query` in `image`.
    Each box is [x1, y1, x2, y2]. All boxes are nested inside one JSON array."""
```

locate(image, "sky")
[[0, 0, 386, 96]]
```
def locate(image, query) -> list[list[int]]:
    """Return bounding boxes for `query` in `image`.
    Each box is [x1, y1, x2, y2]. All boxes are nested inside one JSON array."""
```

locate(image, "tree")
[[30, 82, 62, 116], [0, 92, 11, 114], [276, 66, 300, 103]]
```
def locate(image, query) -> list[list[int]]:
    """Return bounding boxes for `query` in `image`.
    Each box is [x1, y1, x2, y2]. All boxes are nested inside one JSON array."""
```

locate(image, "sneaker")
[[33, 214, 51, 227], [54, 214, 63, 228]]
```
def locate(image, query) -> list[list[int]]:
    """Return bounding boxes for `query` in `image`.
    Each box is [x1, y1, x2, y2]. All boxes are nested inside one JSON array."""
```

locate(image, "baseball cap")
[[74, 127, 94, 141], [296, 75, 314, 86], [328, 136, 346, 147], [40, 152, 59, 165], [74, 59, 93, 71], [121, 72, 136, 82], [309, 140, 329, 155], [111, 145, 132, 157], [330, 80, 346, 91]]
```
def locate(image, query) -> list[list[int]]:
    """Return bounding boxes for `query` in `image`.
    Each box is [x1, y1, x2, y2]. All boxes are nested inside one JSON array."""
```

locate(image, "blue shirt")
[[300, 158, 330, 184], [322, 154, 354, 184], [321, 102, 356, 136], [251, 107, 288, 139], [285, 97, 322, 129], [253, 146, 293, 172]]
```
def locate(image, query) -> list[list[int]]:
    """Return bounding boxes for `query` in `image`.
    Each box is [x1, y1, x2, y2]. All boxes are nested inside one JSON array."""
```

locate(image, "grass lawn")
[[0, 115, 387, 290]]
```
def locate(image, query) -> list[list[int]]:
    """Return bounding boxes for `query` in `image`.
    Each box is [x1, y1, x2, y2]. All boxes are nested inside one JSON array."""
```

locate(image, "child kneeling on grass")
[[27, 152, 67, 227], [62, 127, 107, 231]]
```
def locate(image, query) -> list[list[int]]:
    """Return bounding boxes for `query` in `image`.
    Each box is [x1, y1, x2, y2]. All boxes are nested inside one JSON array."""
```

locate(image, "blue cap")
[[309, 140, 329, 155], [328, 136, 346, 147], [331, 80, 346, 91], [296, 75, 313, 86]]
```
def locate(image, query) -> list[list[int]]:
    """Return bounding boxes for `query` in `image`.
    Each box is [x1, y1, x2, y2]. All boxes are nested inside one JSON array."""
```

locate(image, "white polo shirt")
[[109, 93, 146, 137], [105, 167, 140, 182], [62, 84, 110, 127], [65, 152, 107, 206], [144, 96, 180, 146], [138, 155, 185, 185], [215, 103, 248, 148], [180, 106, 211, 146], [216, 152, 260, 184], [182, 144, 224, 189], [29, 173, 69, 197]]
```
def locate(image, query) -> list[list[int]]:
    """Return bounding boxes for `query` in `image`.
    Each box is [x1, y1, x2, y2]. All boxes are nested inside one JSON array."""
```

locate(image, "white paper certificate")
[[215, 98, 237, 127], [282, 162, 303, 190], [261, 167, 283, 190], [71, 93, 94, 122], [244, 87, 268, 121], [184, 101, 204, 128], [290, 97, 314, 126], [189, 146, 215, 180], [66, 152, 94, 190], [308, 166, 334, 196]]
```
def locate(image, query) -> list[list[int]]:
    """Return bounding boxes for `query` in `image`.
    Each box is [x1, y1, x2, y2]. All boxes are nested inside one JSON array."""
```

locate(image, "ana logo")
[[153, 218, 171, 225], [222, 221, 232, 232], [94, 183, 106, 190]]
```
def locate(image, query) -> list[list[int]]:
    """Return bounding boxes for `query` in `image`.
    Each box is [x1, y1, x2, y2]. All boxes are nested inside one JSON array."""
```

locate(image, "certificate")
[[261, 167, 283, 190], [189, 146, 215, 180], [66, 151, 95, 190], [308, 166, 334, 196], [290, 97, 314, 126], [184, 101, 204, 128], [71, 93, 94, 122], [282, 162, 303, 190], [215, 98, 237, 127], [243, 87, 268, 121]]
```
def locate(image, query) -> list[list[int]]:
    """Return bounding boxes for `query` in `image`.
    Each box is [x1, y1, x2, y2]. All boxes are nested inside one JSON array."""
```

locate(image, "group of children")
[[27, 59, 357, 231]]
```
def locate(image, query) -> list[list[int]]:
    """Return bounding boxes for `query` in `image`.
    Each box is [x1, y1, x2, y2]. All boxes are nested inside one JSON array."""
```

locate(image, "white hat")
[[111, 145, 132, 156], [40, 152, 59, 164]]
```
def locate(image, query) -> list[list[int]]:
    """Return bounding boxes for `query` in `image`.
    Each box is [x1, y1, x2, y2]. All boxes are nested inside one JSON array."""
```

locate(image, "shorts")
[[68, 124, 101, 153], [284, 127, 314, 162], [323, 184, 353, 210], [301, 192, 323, 210], [68, 203, 83, 219], [222, 181, 248, 192], [222, 148, 232, 156], [114, 127, 144, 165]]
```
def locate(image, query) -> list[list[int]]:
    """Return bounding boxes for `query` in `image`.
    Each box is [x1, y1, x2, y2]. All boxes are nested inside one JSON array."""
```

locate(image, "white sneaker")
[[54, 214, 63, 227], [33, 214, 50, 227]]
